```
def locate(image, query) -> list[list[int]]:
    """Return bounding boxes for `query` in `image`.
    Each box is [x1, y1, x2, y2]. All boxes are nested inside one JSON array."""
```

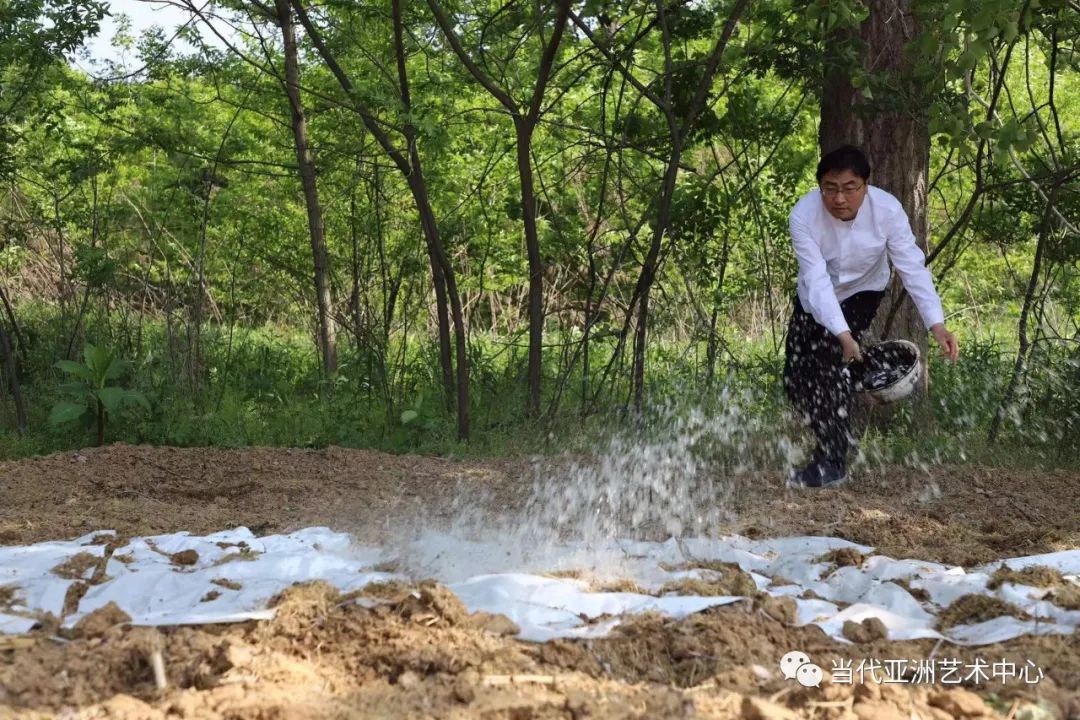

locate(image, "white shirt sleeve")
[[790, 206, 849, 336], [883, 202, 946, 329]]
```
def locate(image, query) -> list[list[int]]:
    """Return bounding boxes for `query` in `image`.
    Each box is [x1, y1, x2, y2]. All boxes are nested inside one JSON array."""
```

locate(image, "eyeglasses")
[[820, 182, 865, 198]]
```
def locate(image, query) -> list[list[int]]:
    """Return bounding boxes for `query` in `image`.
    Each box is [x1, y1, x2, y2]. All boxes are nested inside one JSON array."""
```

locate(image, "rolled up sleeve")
[[790, 209, 848, 336], [884, 204, 945, 329]]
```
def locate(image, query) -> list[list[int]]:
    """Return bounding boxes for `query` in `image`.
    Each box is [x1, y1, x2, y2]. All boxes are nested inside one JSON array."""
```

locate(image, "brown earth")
[[1, 444, 1079, 719]]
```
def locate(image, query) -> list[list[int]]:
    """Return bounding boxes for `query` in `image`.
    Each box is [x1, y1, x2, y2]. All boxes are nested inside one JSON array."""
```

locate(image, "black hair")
[[816, 145, 871, 182]]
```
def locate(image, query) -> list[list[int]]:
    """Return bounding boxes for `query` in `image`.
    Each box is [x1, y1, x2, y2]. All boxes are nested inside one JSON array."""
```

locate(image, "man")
[[784, 145, 959, 488]]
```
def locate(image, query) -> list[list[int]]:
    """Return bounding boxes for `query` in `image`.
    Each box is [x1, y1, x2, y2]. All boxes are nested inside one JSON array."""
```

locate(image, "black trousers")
[[783, 290, 885, 467]]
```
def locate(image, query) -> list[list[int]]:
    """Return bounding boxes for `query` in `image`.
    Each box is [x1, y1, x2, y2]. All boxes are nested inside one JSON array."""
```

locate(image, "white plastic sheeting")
[[1, 527, 1078, 644]]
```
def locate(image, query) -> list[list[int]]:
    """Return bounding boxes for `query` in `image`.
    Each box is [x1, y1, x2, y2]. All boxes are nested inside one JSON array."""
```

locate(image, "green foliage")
[[1, 0, 107, 175], [49, 344, 149, 445], [0, 0, 1074, 472]]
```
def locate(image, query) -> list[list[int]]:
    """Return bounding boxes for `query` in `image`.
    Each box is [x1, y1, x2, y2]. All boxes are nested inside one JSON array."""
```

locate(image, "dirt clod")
[[470, 611, 520, 636], [62, 580, 90, 617], [355, 580, 413, 601], [1048, 584, 1080, 610], [593, 578, 649, 594], [986, 565, 1080, 610], [890, 578, 930, 602], [852, 699, 908, 720], [988, 564, 1066, 589], [395, 669, 421, 688], [0, 585, 18, 609], [91, 694, 166, 719], [741, 695, 800, 719], [818, 547, 866, 568], [452, 677, 476, 704], [71, 602, 132, 639], [937, 594, 1032, 630], [660, 563, 758, 597], [51, 552, 103, 580], [171, 549, 200, 566], [757, 594, 797, 625], [928, 688, 990, 716], [842, 617, 888, 643]]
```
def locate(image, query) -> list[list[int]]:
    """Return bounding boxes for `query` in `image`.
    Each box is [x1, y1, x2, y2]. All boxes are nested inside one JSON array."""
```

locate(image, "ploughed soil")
[[1, 444, 1078, 719]]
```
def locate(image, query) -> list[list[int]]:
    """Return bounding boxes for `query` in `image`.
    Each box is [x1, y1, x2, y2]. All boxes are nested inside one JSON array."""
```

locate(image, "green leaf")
[[49, 401, 87, 426], [582, 0, 604, 16], [57, 381, 90, 396], [123, 390, 150, 411], [84, 344, 110, 380], [104, 357, 127, 381], [83, 344, 101, 368], [956, 47, 981, 73], [56, 360, 93, 381], [97, 386, 125, 414], [400, 409, 419, 425], [721, 44, 744, 64]]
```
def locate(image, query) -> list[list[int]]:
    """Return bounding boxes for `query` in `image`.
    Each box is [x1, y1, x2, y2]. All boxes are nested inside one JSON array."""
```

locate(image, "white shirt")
[[789, 185, 945, 336]]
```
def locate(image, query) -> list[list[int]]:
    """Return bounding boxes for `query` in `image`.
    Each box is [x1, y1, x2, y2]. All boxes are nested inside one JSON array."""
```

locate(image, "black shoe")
[[788, 459, 848, 489]]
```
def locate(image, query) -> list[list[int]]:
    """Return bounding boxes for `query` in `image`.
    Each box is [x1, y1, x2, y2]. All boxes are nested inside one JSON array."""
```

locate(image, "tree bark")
[[390, 0, 467, 436], [819, 0, 930, 400], [516, 120, 545, 417], [0, 283, 26, 362], [0, 321, 27, 434], [409, 169, 471, 440], [390, 0, 454, 408], [988, 195, 1056, 442], [277, 0, 337, 375], [96, 398, 105, 447]]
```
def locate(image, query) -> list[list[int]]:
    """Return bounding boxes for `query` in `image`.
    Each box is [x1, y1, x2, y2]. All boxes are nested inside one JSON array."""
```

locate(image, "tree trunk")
[[409, 169, 471, 440], [0, 322, 27, 434], [391, 0, 455, 411], [277, 0, 337, 375], [348, 181, 364, 346], [819, 0, 931, 412], [424, 0, 570, 418], [0, 283, 27, 362], [96, 398, 105, 447], [294, 0, 468, 439], [705, 230, 731, 390], [988, 196, 1055, 442], [516, 120, 545, 417], [623, 0, 747, 409], [391, 0, 462, 431], [631, 142, 682, 409]]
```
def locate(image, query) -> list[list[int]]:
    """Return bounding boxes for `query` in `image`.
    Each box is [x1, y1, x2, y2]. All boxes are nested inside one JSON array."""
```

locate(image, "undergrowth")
[[0, 304, 1076, 469]]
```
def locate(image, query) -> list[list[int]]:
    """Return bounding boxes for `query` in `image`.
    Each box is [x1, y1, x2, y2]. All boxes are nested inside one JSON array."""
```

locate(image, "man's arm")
[[884, 204, 959, 363], [790, 208, 863, 361]]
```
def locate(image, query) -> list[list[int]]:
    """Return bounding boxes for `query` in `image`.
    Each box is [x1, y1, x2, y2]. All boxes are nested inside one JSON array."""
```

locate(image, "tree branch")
[[289, 0, 414, 178], [425, 0, 519, 113]]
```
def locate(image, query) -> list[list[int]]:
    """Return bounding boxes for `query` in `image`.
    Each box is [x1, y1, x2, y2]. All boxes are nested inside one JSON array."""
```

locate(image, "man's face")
[[819, 169, 867, 221]]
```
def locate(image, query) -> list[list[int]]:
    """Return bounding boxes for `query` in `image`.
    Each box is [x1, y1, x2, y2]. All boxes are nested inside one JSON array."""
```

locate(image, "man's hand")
[[838, 331, 862, 364], [930, 323, 959, 364]]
